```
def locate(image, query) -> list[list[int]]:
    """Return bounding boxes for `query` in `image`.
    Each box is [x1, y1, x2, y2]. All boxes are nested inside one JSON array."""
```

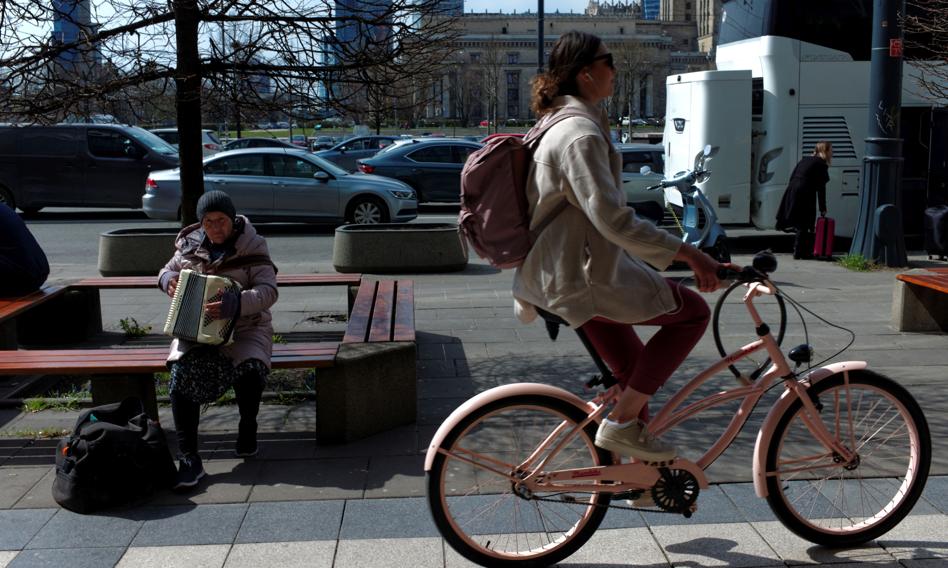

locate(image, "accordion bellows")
[[164, 269, 242, 345]]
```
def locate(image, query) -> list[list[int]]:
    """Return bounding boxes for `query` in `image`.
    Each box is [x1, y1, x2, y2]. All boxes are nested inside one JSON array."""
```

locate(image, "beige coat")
[[512, 96, 683, 328], [159, 216, 279, 367]]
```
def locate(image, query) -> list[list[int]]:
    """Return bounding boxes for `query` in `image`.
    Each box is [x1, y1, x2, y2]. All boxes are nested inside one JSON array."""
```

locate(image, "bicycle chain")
[[528, 492, 687, 516]]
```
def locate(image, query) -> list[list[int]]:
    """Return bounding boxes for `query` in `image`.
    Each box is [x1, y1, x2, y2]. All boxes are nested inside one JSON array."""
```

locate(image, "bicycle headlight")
[[389, 189, 415, 200]]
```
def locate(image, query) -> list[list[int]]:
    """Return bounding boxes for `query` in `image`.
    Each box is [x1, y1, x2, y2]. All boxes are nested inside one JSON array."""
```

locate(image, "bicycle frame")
[[425, 281, 864, 502]]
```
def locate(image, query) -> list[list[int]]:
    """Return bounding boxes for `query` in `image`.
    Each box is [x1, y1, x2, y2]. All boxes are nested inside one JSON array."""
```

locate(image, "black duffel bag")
[[52, 397, 177, 514]]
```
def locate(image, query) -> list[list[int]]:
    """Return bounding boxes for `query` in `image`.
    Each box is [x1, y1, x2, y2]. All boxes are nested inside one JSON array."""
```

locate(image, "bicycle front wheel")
[[765, 370, 931, 547], [427, 395, 614, 567]]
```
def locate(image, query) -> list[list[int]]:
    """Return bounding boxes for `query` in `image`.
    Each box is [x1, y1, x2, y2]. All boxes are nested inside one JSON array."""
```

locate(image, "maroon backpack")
[[458, 109, 604, 268]]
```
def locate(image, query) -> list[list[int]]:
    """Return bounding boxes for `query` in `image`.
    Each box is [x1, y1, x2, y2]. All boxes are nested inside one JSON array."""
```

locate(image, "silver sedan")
[[142, 148, 418, 224]]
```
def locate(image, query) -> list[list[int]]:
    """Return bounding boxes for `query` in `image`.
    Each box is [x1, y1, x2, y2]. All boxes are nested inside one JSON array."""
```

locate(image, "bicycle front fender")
[[751, 361, 868, 498], [424, 383, 598, 471]]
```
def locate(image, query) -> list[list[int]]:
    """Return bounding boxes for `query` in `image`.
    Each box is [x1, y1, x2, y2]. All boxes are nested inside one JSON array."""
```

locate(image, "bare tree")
[[480, 37, 503, 135], [0, 0, 459, 224], [610, 41, 653, 142], [904, 0, 948, 100]]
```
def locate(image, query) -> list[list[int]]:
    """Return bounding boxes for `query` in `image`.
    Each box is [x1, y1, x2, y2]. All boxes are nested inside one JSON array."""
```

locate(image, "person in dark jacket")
[[0, 205, 49, 297], [776, 141, 832, 259]]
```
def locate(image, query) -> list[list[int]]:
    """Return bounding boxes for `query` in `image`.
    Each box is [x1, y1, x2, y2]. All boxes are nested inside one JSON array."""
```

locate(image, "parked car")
[[142, 148, 417, 224], [356, 138, 482, 203], [290, 134, 308, 147], [480, 133, 525, 144], [313, 135, 399, 172], [222, 137, 298, 151], [0, 124, 179, 212], [617, 143, 666, 223], [149, 128, 221, 156], [311, 135, 334, 150]]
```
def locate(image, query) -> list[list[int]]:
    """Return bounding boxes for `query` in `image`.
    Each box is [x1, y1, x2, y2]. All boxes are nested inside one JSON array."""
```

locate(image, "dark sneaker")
[[174, 454, 206, 490], [234, 436, 258, 458]]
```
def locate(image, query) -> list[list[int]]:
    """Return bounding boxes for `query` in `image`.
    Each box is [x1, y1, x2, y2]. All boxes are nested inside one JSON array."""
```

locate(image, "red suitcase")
[[813, 216, 835, 259]]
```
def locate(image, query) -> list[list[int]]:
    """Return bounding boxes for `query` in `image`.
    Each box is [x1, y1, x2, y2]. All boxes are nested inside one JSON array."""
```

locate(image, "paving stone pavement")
[[0, 235, 946, 566]]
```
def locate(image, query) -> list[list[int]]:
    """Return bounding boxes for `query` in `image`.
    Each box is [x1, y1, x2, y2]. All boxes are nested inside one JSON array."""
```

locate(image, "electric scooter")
[[646, 145, 730, 263]]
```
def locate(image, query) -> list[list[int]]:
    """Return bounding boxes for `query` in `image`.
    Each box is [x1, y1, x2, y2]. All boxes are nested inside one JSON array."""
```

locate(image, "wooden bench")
[[892, 267, 948, 332], [0, 274, 364, 349], [0, 277, 416, 444], [0, 286, 68, 349], [317, 279, 416, 442]]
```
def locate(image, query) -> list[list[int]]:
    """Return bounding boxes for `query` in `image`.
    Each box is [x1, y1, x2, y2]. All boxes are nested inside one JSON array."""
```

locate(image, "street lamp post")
[[849, 0, 908, 267], [537, 0, 544, 75]]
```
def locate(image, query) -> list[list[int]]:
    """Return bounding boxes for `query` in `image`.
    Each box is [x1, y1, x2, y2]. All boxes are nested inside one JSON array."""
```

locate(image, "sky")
[[464, 0, 605, 15]]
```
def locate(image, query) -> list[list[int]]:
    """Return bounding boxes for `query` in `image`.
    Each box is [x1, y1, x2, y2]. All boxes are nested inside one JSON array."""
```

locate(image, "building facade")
[[695, 0, 720, 53], [431, 10, 701, 124]]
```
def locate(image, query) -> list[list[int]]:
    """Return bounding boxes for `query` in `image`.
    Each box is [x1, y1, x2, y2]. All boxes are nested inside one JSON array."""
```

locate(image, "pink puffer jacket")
[[158, 216, 279, 368]]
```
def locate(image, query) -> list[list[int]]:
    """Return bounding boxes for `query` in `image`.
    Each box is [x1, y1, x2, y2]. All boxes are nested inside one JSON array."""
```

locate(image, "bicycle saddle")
[[535, 307, 568, 340]]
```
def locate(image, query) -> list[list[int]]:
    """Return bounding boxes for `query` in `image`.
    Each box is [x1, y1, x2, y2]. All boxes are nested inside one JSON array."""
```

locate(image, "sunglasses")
[[592, 52, 615, 70]]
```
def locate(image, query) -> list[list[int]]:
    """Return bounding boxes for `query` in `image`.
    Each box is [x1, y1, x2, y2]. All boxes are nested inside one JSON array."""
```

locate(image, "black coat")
[[775, 156, 829, 232], [0, 205, 49, 297]]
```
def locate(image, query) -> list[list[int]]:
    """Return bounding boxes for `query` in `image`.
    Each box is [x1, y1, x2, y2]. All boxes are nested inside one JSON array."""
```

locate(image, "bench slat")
[[0, 286, 66, 320], [0, 343, 339, 366], [393, 280, 415, 342], [368, 280, 395, 342], [73, 274, 362, 290], [343, 280, 377, 343], [0, 342, 340, 375], [896, 273, 948, 295]]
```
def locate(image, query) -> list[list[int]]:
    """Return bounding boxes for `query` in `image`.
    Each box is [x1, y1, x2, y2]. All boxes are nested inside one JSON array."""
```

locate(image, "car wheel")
[[0, 186, 14, 210], [347, 197, 389, 224]]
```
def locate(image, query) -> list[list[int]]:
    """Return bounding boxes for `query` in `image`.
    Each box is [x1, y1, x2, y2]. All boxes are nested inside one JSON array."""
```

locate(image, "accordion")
[[163, 269, 242, 345]]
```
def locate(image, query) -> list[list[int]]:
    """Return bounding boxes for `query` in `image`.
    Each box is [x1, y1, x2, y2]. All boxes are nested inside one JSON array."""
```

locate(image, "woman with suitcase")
[[776, 141, 832, 259]]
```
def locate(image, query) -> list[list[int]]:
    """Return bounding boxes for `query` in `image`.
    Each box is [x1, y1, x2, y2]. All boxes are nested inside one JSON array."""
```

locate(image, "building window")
[[501, 26, 507, 34], [507, 52, 519, 64], [620, 27, 625, 34], [470, 52, 480, 63], [686, 2, 691, 8], [506, 71, 520, 118], [685, 13, 691, 20]]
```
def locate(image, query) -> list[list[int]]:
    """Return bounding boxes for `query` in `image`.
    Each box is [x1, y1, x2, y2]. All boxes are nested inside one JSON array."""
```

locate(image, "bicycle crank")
[[652, 468, 700, 517]]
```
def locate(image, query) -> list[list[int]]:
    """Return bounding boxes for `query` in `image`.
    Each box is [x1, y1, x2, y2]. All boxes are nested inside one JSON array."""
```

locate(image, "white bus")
[[662, 0, 947, 239]]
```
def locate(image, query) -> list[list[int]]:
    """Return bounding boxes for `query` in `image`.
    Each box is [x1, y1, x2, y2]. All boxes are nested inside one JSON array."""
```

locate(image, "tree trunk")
[[174, 0, 204, 227]]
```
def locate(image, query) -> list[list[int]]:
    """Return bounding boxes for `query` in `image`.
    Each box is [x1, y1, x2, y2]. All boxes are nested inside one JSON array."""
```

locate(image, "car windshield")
[[307, 153, 349, 176], [374, 139, 412, 156], [128, 126, 179, 155], [205, 131, 221, 144]]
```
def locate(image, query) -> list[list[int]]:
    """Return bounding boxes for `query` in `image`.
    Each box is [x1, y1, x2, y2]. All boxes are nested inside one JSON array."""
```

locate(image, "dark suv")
[[356, 138, 482, 203]]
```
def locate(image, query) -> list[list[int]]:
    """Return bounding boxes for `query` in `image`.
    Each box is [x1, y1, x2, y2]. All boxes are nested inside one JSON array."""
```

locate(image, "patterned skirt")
[[169, 346, 269, 405]]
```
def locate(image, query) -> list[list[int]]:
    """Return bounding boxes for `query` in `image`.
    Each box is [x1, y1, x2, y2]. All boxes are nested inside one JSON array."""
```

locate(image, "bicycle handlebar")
[[716, 251, 779, 283]]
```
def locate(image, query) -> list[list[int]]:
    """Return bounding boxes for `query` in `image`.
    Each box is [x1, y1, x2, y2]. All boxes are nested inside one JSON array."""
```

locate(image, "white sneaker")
[[595, 419, 677, 462]]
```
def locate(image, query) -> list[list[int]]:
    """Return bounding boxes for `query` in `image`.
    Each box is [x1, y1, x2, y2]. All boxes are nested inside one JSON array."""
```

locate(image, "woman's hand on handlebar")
[[675, 244, 729, 293]]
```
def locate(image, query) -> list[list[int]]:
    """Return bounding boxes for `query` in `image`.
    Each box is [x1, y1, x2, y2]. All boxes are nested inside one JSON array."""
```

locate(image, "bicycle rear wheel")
[[765, 370, 931, 547], [427, 395, 614, 567]]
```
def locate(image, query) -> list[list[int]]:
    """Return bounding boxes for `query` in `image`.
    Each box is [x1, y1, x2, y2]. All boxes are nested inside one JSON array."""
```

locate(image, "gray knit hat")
[[196, 190, 237, 221]]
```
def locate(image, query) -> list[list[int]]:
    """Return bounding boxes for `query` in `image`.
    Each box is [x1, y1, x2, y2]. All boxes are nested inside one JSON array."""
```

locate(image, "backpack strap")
[[524, 108, 611, 240]]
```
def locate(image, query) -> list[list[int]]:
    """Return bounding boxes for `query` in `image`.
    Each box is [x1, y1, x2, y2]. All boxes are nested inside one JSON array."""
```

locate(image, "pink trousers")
[[578, 279, 710, 421]]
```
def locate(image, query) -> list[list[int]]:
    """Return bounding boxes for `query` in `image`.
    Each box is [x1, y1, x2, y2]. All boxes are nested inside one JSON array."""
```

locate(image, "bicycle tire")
[[427, 395, 614, 567], [712, 279, 787, 380], [764, 370, 931, 547]]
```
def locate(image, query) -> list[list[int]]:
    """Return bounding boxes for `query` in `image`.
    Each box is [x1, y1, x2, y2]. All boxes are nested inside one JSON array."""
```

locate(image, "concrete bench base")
[[90, 374, 159, 420], [315, 342, 416, 444], [17, 288, 103, 346], [891, 278, 948, 332]]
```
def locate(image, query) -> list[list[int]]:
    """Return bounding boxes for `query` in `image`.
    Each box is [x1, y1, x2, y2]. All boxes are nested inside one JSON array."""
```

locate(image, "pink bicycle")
[[424, 252, 931, 567]]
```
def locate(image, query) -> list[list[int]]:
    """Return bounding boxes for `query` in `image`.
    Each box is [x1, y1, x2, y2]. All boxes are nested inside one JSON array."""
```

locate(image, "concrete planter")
[[332, 223, 468, 273], [98, 228, 179, 277]]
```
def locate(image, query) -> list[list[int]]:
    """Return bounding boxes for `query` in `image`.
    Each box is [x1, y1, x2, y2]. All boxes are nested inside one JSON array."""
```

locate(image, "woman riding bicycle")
[[513, 30, 725, 463]]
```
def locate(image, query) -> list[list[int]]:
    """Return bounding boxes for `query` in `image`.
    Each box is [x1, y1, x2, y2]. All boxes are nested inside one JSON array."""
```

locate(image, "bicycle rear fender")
[[751, 361, 867, 498], [424, 383, 597, 471]]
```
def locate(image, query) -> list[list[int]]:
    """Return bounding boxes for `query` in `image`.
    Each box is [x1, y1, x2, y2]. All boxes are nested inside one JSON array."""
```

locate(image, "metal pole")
[[537, 0, 544, 75], [849, 0, 908, 267]]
